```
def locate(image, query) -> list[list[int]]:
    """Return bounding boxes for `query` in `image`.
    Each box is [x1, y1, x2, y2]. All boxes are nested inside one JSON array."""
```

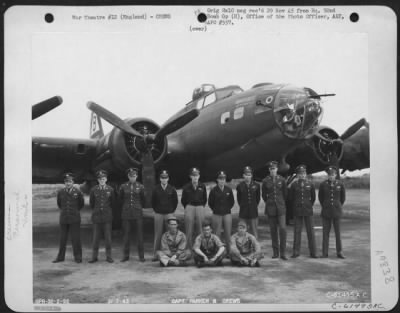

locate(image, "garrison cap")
[[325, 165, 338, 175], [189, 167, 200, 176], [217, 170, 227, 179], [238, 220, 247, 228], [167, 216, 178, 223], [63, 173, 74, 181], [126, 167, 139, 176], [96, 170, 108, 178], [159, 170, 169, 178], [295, 164, 307, 174], [243, 166, 253, 175], [268, 161, 278, 169]]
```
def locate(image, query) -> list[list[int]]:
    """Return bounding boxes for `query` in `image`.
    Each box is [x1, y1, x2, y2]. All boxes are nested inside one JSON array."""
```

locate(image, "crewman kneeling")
[[230, 220, 264, 267], [193, 221, 227, 267], [156, 216, 192, 267]]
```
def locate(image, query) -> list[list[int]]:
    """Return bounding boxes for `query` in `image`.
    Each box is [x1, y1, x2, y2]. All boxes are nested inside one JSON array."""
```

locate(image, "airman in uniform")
[[262, 161, 288, 260], [88, 170, 116, 263], [118, 168, 146, 262], [181, 167, 207, 249], [236, 166, 261, 239], [52, 173, 84, 263], [193, 221, 227, 267], [208, 170, 234, 253], [230, 220, 263, 267], [288, 165, 318, 258], [151, 170, 178, 261], [318, 165, 346, 259], [156, 216, 192, 266]]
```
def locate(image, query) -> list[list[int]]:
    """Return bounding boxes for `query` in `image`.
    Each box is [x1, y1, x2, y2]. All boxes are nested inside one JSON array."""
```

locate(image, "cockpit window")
[[274, 86, 322, 139], [203, 92, 217, 107]]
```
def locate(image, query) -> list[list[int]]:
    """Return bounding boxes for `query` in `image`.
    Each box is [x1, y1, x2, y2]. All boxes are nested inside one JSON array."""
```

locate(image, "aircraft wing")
[[32, 137, 98, 183], [282, 119, 370, 176], [339, 127, 369, 173]]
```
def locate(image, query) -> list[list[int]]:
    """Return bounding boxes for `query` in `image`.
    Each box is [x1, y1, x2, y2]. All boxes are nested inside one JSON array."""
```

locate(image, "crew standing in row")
[[54, 164, 347, 263]]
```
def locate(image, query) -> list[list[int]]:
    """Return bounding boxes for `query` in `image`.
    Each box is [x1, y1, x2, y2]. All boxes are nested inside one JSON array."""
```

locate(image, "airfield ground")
[[33, 188, 370, 304]]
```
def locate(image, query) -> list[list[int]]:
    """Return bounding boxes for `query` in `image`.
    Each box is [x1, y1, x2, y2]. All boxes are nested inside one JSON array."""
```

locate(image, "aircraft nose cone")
[[273, 87, 323, 139]]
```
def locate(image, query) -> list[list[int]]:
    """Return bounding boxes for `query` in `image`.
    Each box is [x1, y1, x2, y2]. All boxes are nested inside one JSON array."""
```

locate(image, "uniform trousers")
[[230, 251, 264, 265], [156, 250, 192, 266], [239, 218, 258, 239], [122, 218, 144, 259], [293, 216, 316, 256], [193, 248, 227, 266], [56, 223, 82, 261], [92, 222, 112, 259], [322, 217, 342, 256], [268, 215, 287, 256], [184, 205, 205, 249], [212, 214, 232, 252], [153, 212, 175, 256]]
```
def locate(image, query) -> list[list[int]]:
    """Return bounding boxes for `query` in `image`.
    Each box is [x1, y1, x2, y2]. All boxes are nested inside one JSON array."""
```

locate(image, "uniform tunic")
[[318, 180, 346, 218], [289, 179, 315, 217], [208, 185, 234, 216], [193, 233, 226, 265], [160, 230, 187, 256], [230, 232, 263, 261], [181, 182, 207, 207], [57, 187, 84, 224], [118, 181, 145, 219], [89, 185, 115, 223], [236, 181, 261, 219], [262, 175, 287, 216], [193, 233, 225, 257], [152, 184, 178, 214]]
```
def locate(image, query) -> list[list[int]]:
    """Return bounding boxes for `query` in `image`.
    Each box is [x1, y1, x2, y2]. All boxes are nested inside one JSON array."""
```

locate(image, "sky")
[[28, 8, 369, 140]]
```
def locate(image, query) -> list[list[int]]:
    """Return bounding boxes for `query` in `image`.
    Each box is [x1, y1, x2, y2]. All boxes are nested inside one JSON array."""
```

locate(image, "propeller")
[[340, 118, 369, 141], [86, 101, 200, 207], [151, 108, 200, 141], [86, 101, 144, 138], [32, 96, 63, 120]]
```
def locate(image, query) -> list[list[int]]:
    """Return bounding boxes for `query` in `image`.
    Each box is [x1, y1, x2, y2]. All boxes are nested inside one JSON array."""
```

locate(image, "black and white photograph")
[[3, 4, 397, 311]]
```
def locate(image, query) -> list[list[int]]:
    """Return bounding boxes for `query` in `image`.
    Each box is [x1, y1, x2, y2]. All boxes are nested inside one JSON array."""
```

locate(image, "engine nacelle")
[[285, 126, 343, 174], [95, 118, 168, 174]]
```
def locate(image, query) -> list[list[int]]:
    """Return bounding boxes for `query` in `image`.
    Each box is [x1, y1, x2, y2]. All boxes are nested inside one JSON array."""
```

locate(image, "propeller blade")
[[86, 101, 143, 137], [154, 108, 200, 140], [340, 118, 368, 141], [32, 96, 63, 120], [141, 151, 156, 208]]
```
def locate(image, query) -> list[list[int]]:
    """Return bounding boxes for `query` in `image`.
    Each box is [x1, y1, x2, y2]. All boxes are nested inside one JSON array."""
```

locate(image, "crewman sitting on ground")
[[193, 221, 227, 267], [156, 216, 192, 267], [230, 220, 264, 267]]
